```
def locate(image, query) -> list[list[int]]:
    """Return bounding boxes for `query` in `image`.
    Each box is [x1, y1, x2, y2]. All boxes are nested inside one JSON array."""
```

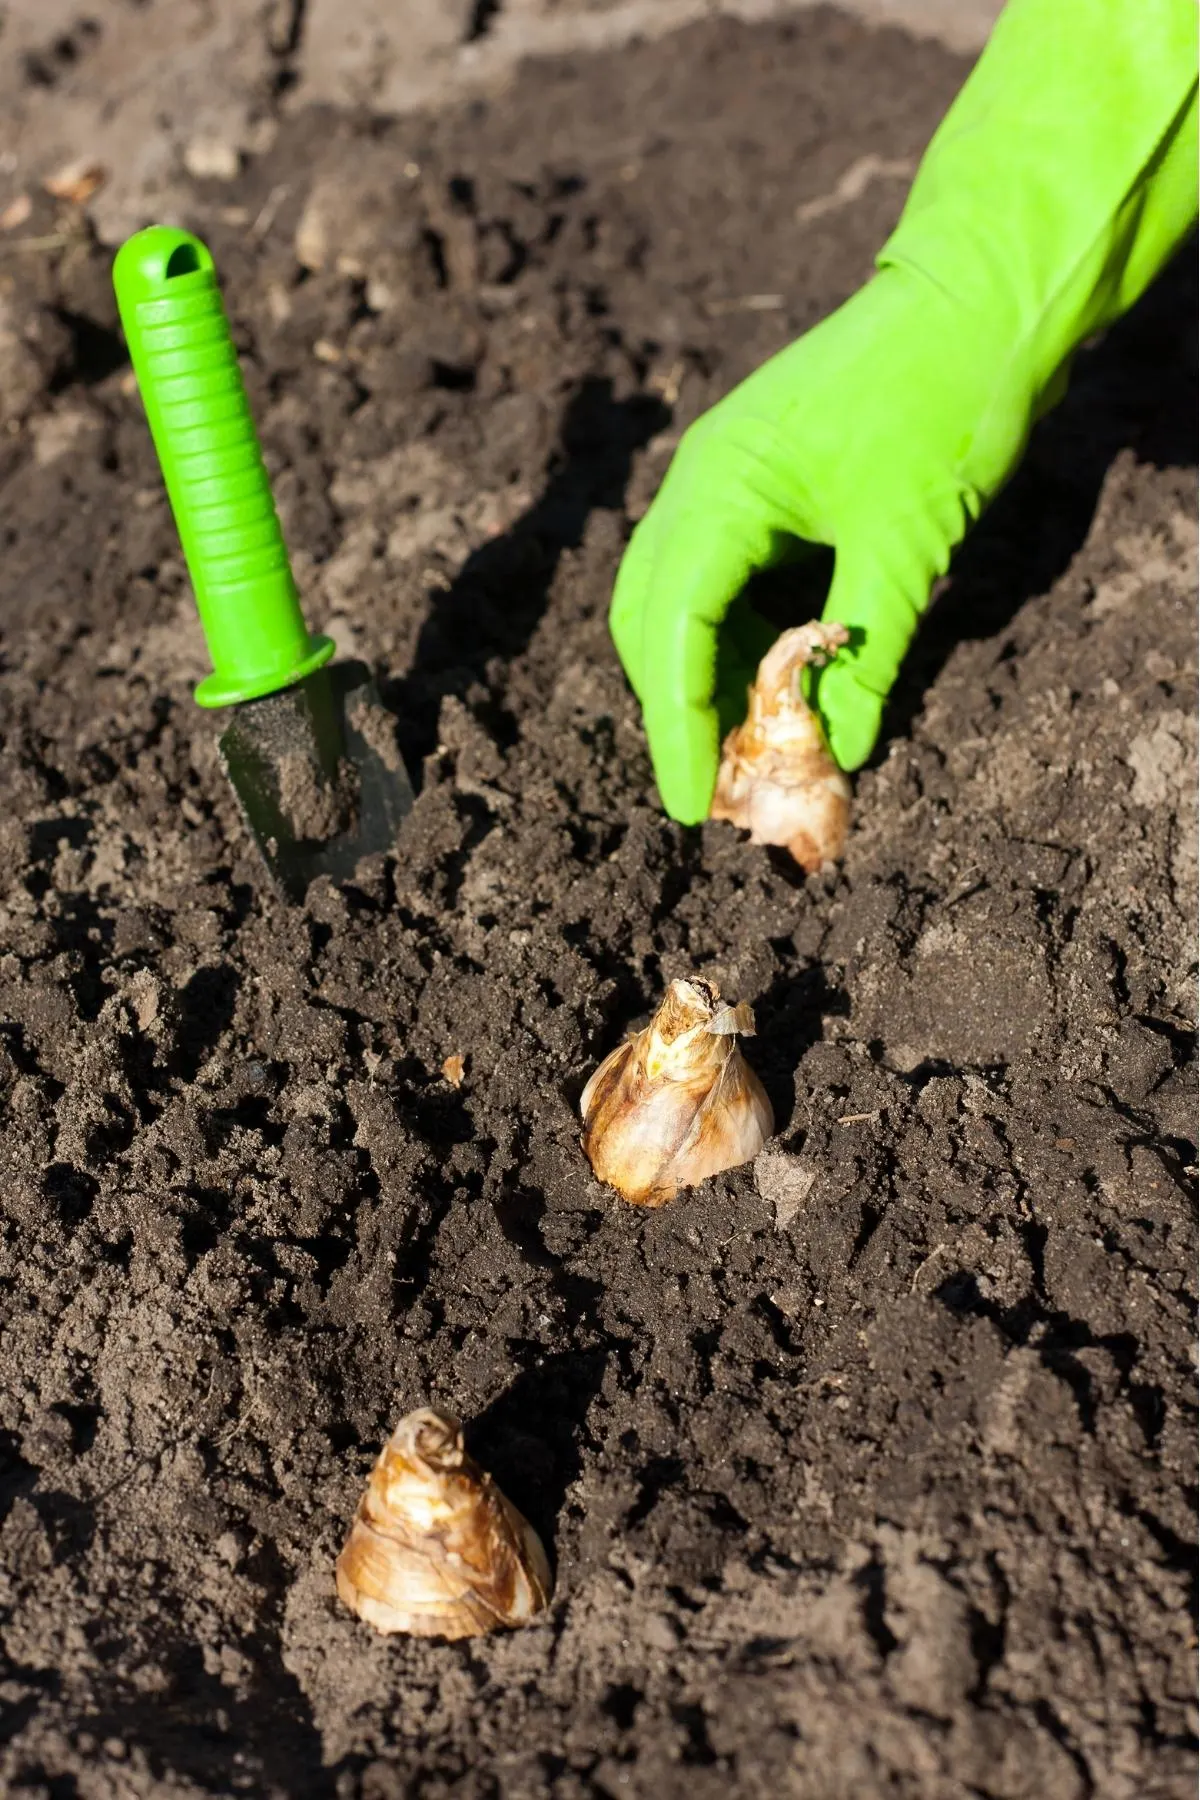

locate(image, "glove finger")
[[638, 506, 764, 823], [608, 512, 657, 704], [816, 534, 929, 771], [713, 594, 779, 740], [815, 664, 886, 774]]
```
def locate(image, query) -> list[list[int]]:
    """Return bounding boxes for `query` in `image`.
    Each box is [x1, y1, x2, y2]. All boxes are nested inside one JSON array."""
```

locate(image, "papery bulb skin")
[[580, 977, 774, 1206], [711, 622, 852, 872], [335, 1408, 552, 1639]]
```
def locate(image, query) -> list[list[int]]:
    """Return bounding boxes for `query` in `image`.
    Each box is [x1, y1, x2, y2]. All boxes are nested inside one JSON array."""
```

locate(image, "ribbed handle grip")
[[113, 228, 332, 708]]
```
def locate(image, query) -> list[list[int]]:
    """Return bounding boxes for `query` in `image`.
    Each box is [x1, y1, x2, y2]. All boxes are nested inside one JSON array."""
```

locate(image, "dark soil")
[[0, 10, 1196, 1798]]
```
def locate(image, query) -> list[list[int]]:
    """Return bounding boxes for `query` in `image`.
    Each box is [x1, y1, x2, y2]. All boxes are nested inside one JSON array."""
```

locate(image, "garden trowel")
[[113, 227, 413, 902]]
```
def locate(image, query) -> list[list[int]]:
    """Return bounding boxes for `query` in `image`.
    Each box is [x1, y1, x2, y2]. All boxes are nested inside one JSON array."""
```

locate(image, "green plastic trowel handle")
[[112, 227, 333, 708]]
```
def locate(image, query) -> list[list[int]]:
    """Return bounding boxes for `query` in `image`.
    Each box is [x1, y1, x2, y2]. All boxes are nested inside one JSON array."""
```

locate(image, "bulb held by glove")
[[711, 621, 852, 872]]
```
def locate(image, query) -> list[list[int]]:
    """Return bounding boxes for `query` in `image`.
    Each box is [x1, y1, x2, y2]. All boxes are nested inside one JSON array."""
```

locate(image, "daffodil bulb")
[[336, 1409, 552, 1639], [711, 621, 852, 871], [580, 977, 773, 1206]]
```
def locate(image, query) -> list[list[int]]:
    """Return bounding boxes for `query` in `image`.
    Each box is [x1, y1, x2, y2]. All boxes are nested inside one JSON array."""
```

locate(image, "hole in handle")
[[165, 242, 203, 279]]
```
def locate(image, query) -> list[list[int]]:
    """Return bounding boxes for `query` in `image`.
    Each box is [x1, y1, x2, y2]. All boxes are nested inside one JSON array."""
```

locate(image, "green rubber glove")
[[610, 0, 1198, 824]]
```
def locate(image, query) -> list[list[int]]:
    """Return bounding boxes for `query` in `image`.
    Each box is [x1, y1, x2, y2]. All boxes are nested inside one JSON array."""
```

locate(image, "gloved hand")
[[611, 0, 1198, 824]]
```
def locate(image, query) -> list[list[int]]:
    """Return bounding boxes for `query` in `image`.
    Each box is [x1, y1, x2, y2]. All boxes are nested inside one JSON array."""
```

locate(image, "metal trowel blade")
[[218, 660, 415, 903]]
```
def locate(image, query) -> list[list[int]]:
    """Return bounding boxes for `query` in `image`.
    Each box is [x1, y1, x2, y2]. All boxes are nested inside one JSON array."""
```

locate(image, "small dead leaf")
[[441, 1054, 466, 1087], [754, 1149, 816, 1230], [42, 160, 107, 205], [0, 194, 33, 231]]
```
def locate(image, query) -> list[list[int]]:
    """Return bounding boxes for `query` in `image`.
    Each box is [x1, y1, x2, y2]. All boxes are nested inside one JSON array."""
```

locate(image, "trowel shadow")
[[871, 236, 1198, 758], [383, 375, 669, 776]]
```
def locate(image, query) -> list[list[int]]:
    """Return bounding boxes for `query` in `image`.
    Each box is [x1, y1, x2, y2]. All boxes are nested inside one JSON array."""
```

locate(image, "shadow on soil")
[[876, 237, 1199, 757], [469, 1348, 609, 1561], [73, 1589, 336, 1800]]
